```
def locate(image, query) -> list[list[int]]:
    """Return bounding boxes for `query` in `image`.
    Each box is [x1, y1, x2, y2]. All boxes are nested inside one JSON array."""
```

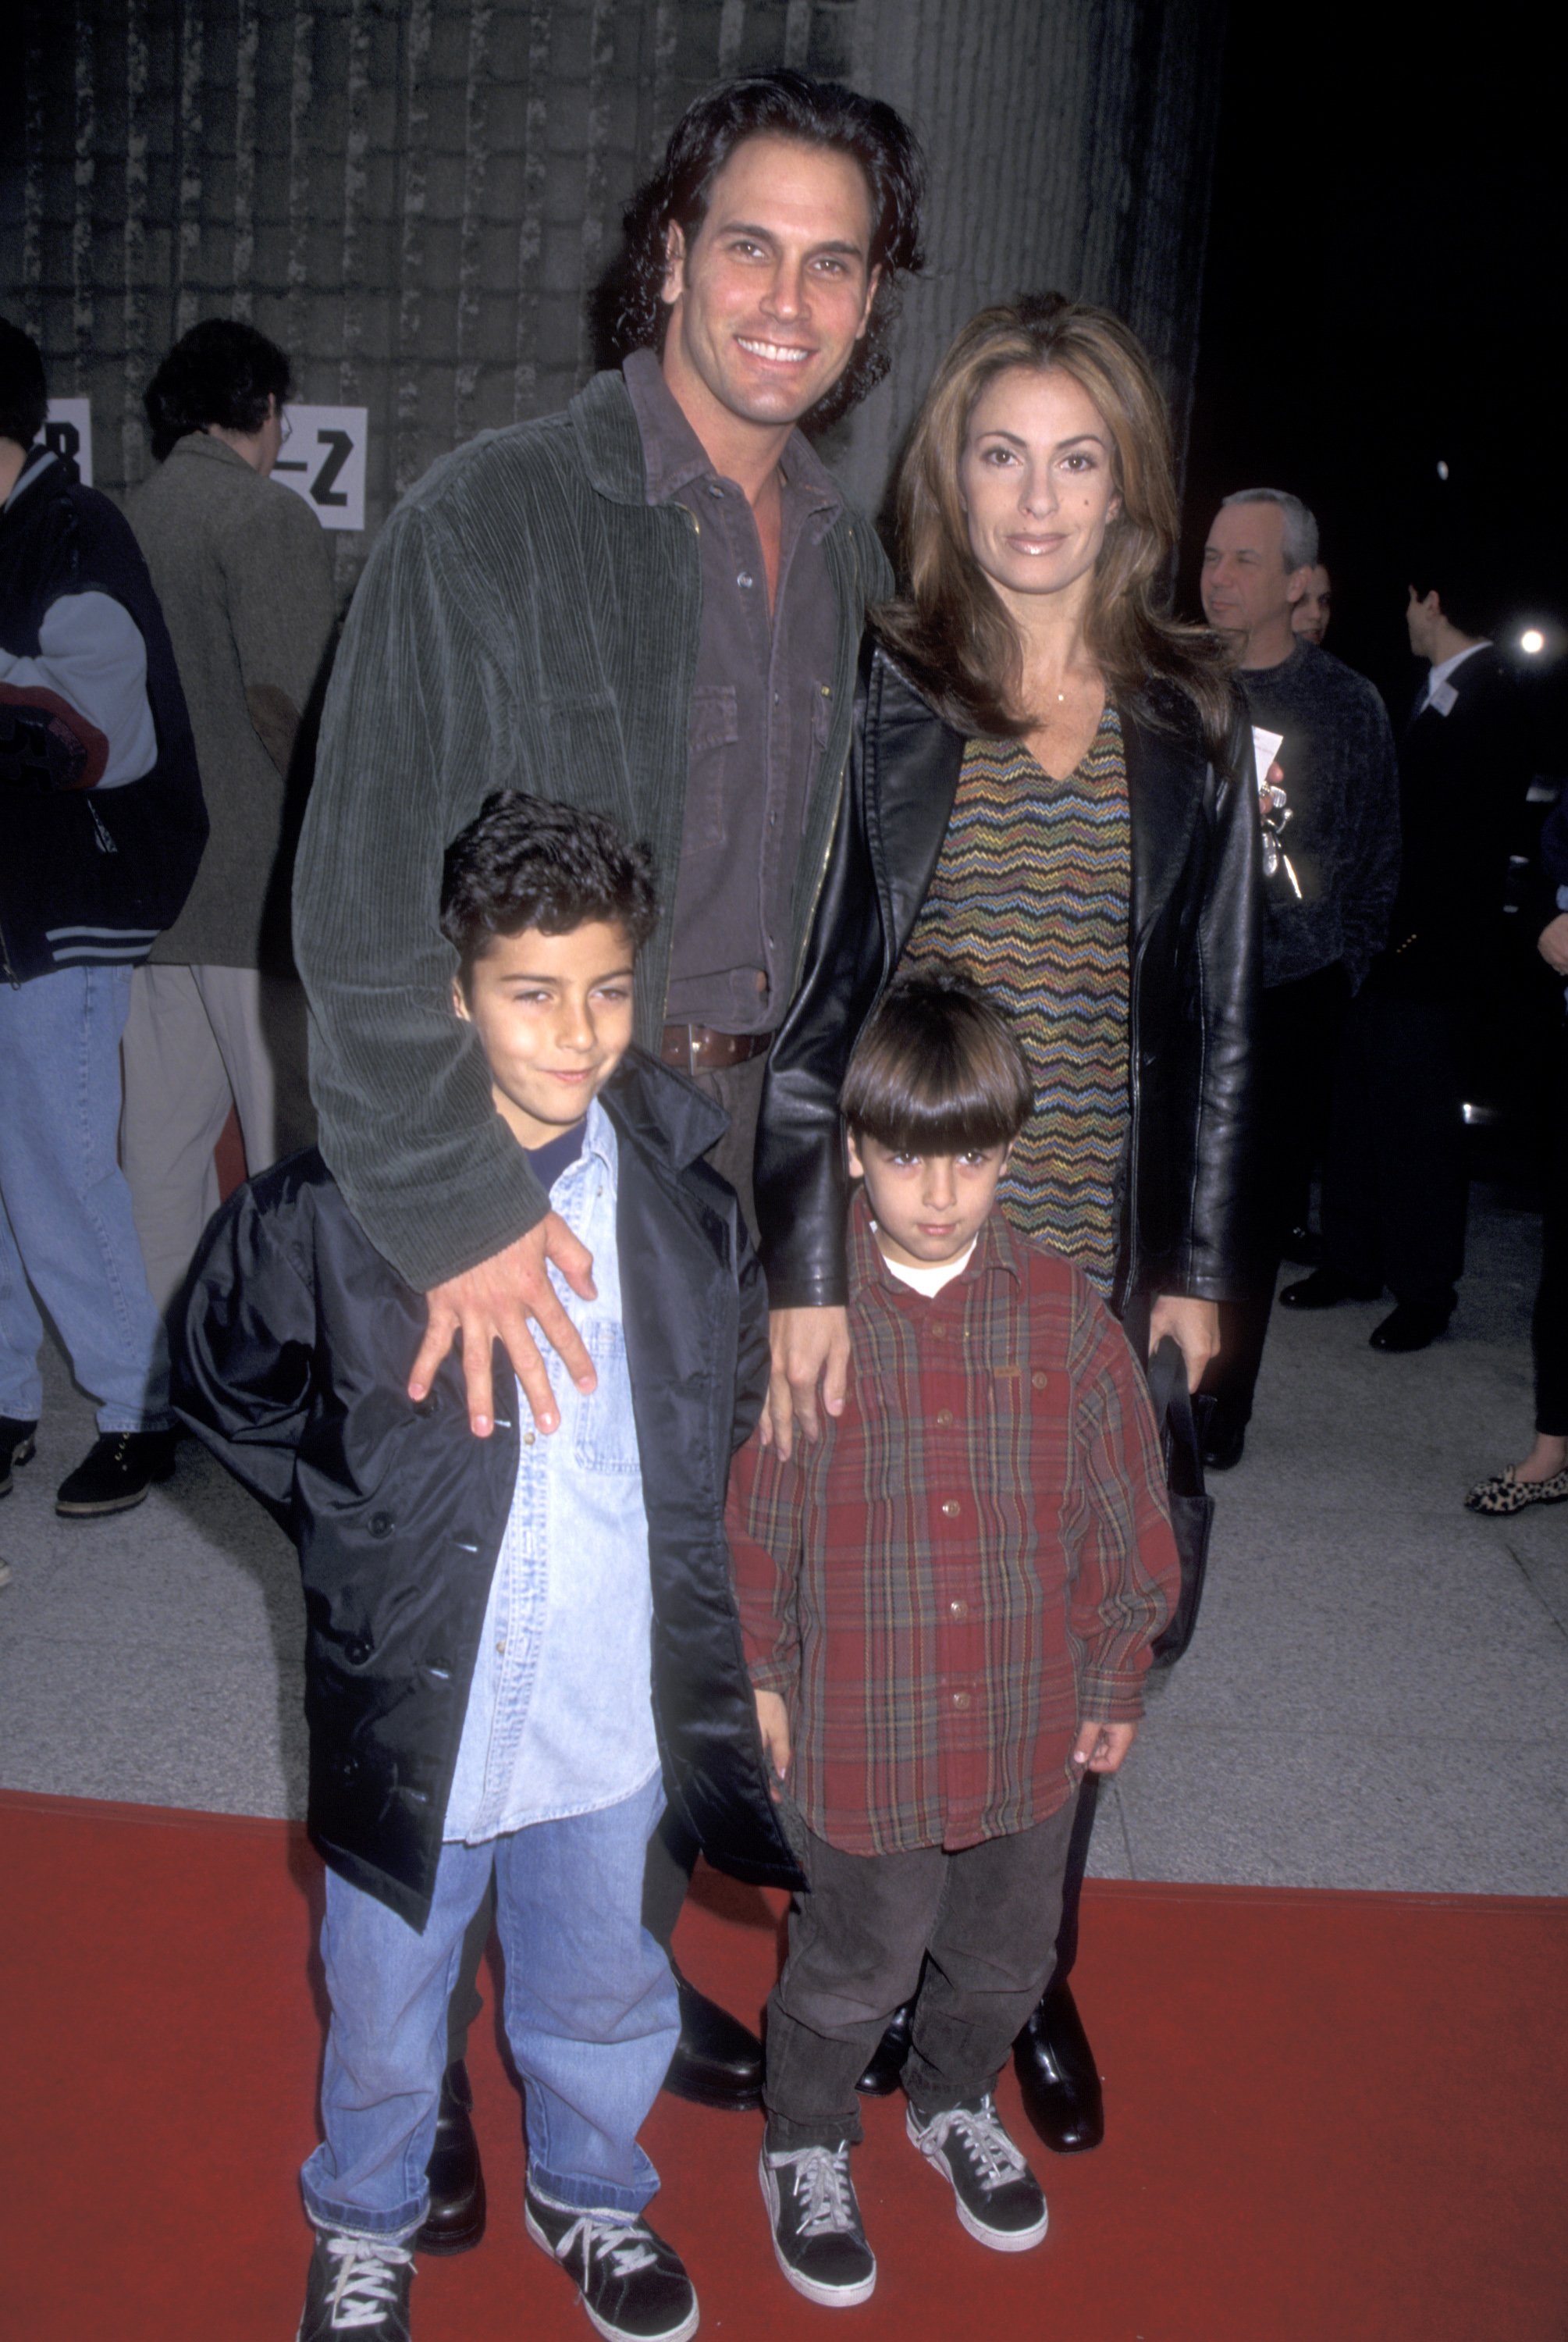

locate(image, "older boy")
[[727, 973, 1179, 2305], [176, 792, 798, 2342]]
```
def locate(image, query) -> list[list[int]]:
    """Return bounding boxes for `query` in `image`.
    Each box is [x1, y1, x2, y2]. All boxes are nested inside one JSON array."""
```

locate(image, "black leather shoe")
[[415, 2059, 486, 2255], [1200, 1411, 1246, 1472], [1369, 1301, 1452, 1352], [855, 1998, 913, 2095], [661, 1966, 763, 2110], [1282, 1224, 1322, 1266], [1278, 1268, 1381, 1309], [1013, 1981, 1104, 2154]]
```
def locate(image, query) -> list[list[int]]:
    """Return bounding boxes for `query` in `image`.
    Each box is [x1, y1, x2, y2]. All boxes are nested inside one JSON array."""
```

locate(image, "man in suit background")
[[1282, 566, 1527, 1347]]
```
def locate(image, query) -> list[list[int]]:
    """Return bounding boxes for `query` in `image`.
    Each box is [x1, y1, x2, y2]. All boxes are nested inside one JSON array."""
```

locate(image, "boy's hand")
[[1148, 1294, 1220, 1387], [753, 1689, 793, 1795], [410, 1213, 598, 1437], [763, 1305, 852, 1458], [1072, 1719, 1137, 1775]]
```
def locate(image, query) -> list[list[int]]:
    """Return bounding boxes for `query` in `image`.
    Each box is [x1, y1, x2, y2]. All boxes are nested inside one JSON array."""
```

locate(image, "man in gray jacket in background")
[[287, 67, 924, 2244], [123, 319, 336, 1314]]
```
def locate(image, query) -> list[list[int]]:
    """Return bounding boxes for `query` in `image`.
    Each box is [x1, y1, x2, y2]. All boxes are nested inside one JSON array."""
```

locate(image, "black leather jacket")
[[173, 1052, 804, 1930], [756, 642, 1263, 1316]]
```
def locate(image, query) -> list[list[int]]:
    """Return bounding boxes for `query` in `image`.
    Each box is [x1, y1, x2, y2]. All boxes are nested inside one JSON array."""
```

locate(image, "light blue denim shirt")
[[444, 1098, 660, 1843]]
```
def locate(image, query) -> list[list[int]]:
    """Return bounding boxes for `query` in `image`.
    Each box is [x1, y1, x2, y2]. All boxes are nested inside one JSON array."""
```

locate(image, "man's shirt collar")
[[621, 346, 841, 516]]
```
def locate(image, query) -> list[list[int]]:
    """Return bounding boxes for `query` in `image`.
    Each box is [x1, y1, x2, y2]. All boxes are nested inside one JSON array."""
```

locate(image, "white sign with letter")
[[44, 399, 94, 486], [272, 404, 368, 532]]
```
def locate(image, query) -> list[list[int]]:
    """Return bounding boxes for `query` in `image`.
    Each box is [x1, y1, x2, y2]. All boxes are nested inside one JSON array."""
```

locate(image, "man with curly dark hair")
[[290, 67, 924, 2246]]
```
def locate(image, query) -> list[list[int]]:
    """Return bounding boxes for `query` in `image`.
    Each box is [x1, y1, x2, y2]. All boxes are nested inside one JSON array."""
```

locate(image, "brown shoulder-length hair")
[[876, 292, 1233, 757]]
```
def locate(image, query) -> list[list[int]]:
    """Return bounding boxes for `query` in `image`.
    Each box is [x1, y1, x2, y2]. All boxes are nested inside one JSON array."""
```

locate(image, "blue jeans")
[[0, 966, 171, 1431], [301, 1772, 677, 2239]]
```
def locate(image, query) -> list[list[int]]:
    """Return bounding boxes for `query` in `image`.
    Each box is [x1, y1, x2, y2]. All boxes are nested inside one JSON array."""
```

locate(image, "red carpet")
[[2, 1789, 1564, 2340]]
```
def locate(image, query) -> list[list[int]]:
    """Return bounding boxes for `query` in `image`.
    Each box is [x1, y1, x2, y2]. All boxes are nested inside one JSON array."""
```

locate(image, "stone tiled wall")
[[4, 0, 1223, 577]]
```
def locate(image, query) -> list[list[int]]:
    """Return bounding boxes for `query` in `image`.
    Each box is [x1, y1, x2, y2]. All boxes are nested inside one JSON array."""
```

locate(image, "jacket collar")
[[601, 1047, 731, 1173], [3, 442, 59, 514]]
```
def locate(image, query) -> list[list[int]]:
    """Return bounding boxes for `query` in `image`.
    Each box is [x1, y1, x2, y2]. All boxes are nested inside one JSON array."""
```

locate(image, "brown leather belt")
[[660, 1023, 772, 1076]]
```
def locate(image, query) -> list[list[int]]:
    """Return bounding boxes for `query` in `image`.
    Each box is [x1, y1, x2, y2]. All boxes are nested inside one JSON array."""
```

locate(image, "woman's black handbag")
[[1145, 1336, 1215, 1668]]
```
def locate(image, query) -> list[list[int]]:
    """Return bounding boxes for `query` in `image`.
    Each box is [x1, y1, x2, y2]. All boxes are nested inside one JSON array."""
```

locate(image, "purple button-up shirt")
[[623, 349, 843, 1034]]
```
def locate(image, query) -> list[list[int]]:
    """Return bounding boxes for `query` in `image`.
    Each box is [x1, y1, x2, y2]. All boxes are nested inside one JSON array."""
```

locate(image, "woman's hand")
[[753, 1689, 793, 1796], [1148, 1294, 1220, 1388], [762, 1305, 852, 1459]]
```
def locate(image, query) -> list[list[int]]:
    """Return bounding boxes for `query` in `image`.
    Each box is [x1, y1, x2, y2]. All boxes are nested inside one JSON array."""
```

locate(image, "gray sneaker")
[[297, 2230, 414, 2339], [906, 2095, 1049, 2251], [759, 2140, 876, 2306]]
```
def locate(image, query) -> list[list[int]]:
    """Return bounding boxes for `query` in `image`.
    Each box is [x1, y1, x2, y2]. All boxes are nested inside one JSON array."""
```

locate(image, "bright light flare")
[[1520, 628, 1546, 656]]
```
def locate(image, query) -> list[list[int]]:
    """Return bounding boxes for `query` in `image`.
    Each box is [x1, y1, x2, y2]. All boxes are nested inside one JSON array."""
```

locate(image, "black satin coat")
[[173, 1051, 803, 1930], [756, 642, 1263, 1316]]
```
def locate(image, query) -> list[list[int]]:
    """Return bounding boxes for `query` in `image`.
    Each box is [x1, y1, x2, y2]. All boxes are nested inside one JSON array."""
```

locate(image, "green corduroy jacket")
[[294, 365, 890, 1290]]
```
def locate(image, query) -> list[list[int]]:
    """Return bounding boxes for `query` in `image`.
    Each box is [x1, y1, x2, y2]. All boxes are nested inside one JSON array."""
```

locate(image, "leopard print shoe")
[[1464, 1466, 1568, 1516]]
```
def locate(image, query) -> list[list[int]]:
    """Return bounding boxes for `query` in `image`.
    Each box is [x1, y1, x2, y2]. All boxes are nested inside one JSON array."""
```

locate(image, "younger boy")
[[727, 971, 1180, 2305], [176, 791, 799, 2342]]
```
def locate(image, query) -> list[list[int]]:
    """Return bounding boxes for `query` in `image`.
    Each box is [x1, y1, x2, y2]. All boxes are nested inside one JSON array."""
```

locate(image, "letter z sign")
[[272, 405, 368, 532]]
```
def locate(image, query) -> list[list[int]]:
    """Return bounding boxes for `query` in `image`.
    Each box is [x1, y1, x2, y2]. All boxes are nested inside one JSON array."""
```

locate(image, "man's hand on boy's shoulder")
[[763, 1304, 852, 1458], [1072, 1720, 1137, 1776], [408, 1212, 599, 1436]]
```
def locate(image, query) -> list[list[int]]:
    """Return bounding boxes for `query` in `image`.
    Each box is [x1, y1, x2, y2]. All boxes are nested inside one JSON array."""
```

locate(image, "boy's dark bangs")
[[844, 1037, 1031, 1157]]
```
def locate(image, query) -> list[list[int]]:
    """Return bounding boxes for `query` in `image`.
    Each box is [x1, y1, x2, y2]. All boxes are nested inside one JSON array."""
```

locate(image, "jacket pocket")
[[572, 1318, 641, 1475]]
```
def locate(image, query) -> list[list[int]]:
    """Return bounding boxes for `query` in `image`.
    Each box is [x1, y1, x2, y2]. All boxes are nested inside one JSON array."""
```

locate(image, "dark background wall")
[[1182, 8, 1567, 724], [2, 0, 1226, 586]]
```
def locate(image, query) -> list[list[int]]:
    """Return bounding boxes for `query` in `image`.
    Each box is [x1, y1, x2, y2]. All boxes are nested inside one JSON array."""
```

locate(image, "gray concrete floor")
[[2, 1189, 1564, 1894]]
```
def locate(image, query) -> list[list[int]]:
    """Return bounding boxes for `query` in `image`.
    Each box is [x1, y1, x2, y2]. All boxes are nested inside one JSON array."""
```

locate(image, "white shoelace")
[[918, 2097, 1028, 2193], [773, 2144, 860, 2237], [553, 2214, 660, 2279], [318, 2233, 413, 2331]]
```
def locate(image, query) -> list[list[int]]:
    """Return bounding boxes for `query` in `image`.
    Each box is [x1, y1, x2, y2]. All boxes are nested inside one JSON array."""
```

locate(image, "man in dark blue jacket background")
[[0, 318, 206, 1519]]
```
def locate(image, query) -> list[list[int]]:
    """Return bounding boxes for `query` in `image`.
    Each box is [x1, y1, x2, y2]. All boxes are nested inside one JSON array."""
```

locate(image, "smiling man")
[[288, 68, 923, 2238]]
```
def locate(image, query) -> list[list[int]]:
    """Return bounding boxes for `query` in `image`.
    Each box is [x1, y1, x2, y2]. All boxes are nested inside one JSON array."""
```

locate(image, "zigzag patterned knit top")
[[901, 705, 1132, 1292]]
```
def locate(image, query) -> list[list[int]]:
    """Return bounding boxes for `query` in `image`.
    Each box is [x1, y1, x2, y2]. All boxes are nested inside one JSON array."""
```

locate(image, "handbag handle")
[[1145, 1334, 1205, 1501]]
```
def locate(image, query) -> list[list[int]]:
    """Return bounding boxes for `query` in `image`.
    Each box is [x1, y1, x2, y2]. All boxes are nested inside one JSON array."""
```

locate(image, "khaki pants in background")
[[120, 963, 316, 1315]]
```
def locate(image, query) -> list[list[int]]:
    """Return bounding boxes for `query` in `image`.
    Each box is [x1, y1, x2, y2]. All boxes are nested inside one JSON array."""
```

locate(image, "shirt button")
[[951, 1689, 972, 1710], [1032, 1370, 1049, 1390], [523, 1431, 535, 1447], [368, 1511, 393, 1538], [940, 1500, 961, 1518], [949, 1599, 969, 1620], [935, 1408, 955, 1428], [737, 570, 754, 589], [706, 482, 724, 498]]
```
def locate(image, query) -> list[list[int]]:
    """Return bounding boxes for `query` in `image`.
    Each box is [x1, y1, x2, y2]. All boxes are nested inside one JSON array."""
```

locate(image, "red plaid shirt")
[[727, 1198, 1180, 1856]]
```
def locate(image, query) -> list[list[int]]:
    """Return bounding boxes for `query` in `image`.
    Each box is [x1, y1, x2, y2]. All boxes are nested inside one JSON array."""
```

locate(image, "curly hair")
[[606, 68, 925, 431], [440, 792, 659, 993], [876, 293, 1235, 760], [143, 319, 294, 461]]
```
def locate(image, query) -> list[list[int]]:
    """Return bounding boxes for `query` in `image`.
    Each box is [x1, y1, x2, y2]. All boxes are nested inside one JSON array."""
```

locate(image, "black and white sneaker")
[[906, 2095, 1049, 2251], [759, 2140, 876, 2306], [524, 2187, 699, 2342], [297, 2230, 414, 2338]]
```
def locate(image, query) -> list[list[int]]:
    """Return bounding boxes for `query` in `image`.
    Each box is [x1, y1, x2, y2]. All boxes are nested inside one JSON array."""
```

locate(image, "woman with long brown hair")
[[753, 294, 1261, 2159]]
